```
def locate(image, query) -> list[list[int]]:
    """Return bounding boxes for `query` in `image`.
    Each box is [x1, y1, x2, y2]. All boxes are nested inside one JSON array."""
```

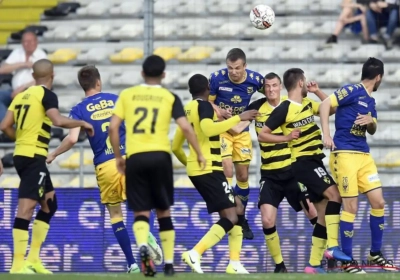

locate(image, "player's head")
[[142, 55, 166, 82], [77, 65, 101, 93], [283, 68, 308, 97], [188, 74, 209, 99], [361, 57, 384, 92], [32, 59, 54, 86], [264, 72, 282, 101], [226, 48, 247, 83]]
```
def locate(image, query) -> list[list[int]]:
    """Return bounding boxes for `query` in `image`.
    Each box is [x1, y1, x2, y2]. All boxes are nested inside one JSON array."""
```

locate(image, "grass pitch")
[[1, 273, 399, 280]]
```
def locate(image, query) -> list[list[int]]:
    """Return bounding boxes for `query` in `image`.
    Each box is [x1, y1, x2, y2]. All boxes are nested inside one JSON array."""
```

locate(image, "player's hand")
[[354, 113, 374, 126], [220, 108, 232, 119], [196, 153, 207, 170], [286, 129, 301, 141], [46, 153, 56, 164], [306, 81, 319, 93], [116, 157, 126, 175], [82, 122, 94, 137], [323, 135, 336, 151], [239, 110, 258, 121]]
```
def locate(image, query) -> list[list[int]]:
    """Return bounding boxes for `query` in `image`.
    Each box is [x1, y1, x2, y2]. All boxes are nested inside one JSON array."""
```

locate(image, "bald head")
[[32, 59, 54, 80]]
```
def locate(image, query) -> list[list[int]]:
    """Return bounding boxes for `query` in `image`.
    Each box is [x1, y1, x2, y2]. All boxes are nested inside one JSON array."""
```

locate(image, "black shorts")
[[189, 171, 236, 214], [125, 151, 174, 212], [292, 157, 335, 203], [258, 170, 308, 212], [14, 155, 54, 201]]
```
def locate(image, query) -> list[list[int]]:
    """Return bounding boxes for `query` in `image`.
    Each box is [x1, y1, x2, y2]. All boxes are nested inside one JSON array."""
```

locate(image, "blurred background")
[[0, 0, 399, 273]]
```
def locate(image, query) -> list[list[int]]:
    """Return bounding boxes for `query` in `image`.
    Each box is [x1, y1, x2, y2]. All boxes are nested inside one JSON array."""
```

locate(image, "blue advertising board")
[[0, 188, 399, 273]]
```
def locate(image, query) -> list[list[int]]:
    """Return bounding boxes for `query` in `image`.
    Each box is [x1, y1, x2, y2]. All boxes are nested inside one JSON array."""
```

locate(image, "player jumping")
[[319, 57, 397, 273], [258, 68, 352, 273], [209, 48, 264, 239], [172, 74, 258, 274], [0, 59, 94, 274], [46, 65, 163, 273], [109, 55, 205, 277]]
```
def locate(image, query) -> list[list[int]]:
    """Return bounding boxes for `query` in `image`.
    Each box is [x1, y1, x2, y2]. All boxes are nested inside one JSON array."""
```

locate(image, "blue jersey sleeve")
[[209, 73, 218, 97], [69, 106, 81, 120], [331, 85, 358, 107], [255, 71, 264, 92]]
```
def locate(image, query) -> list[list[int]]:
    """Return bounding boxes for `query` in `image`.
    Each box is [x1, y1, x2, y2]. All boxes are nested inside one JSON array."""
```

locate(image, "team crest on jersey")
[[249, 73, 254, 79], [299, 182, 307, 192], [342, 177, 349, 193], [231, 95, 242, 103], [221, 70, 226, 75], [38, 186, 44, 198], [323, 176, 331, 185], [247, 87, 254, 94], [214, 71, 219, 77]]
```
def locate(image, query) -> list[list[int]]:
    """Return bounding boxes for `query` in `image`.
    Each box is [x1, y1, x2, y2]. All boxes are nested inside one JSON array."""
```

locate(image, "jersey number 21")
[[133, 107, 159, 134]]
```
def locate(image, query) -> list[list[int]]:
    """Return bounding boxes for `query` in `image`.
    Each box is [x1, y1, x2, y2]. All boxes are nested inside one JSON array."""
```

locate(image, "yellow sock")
[[27, 220, 50, 263], [12, 229, 29, 271], [264, 229, 283, 264], [159, 230, 175, 263], [194, 224, 226, 255], [133, 221, 149, 247], [309, 223, 327, 266], [325, 201, 341, 248], [228, 225, 243, 261], [227, 177, 233, 187]]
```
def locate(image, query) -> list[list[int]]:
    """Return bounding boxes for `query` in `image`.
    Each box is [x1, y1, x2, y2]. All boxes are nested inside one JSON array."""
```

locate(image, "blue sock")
[[111, 218, 136, 266], [234, 181, 250, 208], [149, 210, 155, 233], [340, 211, 356, 258], [370, 209, 385, 254]]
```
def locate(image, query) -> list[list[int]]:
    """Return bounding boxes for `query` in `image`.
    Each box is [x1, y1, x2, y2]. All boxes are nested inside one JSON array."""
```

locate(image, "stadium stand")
[[0, 0, 399, 188]]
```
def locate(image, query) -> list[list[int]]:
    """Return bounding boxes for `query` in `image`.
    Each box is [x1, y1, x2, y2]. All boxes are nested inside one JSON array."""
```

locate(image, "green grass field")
[[1, 273, 399, 280]]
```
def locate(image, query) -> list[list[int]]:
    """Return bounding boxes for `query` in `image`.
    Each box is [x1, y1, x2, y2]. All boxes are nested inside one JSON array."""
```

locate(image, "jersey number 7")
[[15, 104, 30, 129], [133, 107, 159, 134]]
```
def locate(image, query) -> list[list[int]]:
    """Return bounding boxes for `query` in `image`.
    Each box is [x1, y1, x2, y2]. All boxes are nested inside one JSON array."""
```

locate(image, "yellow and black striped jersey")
[[264, 97, 324, 162], [247, 96, 291, 173]]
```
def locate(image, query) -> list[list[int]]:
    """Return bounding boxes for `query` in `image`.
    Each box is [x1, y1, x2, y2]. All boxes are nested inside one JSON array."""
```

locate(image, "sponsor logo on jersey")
[[247, 87, 254, 94], [219, 87, 232, 92], [358, 101, 368, 107]]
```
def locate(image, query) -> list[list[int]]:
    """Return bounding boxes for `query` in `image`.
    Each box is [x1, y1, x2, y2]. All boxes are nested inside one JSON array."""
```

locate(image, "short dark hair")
[[265, 72, 281, 84], [226, 48, 246, 64], [361, 57, 384, 80], [283, 68, 305, 91], [188, 74, 208, 95], [142, 55, 165, 78], [77, 65, 101, 91]]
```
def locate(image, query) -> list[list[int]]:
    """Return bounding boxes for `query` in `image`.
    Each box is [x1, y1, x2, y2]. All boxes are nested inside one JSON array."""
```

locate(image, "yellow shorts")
[[220, 131, 252, 164], [95, 159, 126, 205], [329, 152, 381, 198]]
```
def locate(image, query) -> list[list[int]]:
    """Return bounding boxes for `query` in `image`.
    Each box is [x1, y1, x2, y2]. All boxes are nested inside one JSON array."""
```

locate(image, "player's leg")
[[125, 155, 156, 276], [10, 156, 45, 274], [259, 178, 286, 273], [329, 153, 366, 274], [360, 155, 395, 270], [232, 132, 253, 239], [296, 183, 318, 225]]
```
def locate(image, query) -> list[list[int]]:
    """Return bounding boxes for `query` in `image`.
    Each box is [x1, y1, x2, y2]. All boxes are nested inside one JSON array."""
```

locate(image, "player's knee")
[[342, 198, 358, 214], [323, 185, 342, 202], [370, 198, 385, 210], [217, 217, 235, 232], [46, 195, 58, 216], [261, 213, 275, 228], [158, 217, 174, 232]]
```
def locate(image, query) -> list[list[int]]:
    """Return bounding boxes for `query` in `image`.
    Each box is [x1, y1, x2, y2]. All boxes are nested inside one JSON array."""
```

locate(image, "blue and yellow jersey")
[[69, 92, 126, 166], [330, 83, 377, 153], [209, 68, 264, 131]]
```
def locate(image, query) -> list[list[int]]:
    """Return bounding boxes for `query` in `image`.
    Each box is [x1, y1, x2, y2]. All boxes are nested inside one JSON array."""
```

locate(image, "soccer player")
[[109, 55, 205, 277], [257, 68, 352, 273], [231, 72, 318, 273], [172, 74, 258, 274], [319, 57, 395, 273], [0, 59, 94, 274], [209, 48, 264, 239], [46, 65, 163, 273]]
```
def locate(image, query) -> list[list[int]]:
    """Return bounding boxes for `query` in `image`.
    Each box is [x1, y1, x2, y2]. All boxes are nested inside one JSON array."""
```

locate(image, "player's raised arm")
[[171, 127, 188, 166], [319, 96, 336, 150], [307, 81, 336, 115]]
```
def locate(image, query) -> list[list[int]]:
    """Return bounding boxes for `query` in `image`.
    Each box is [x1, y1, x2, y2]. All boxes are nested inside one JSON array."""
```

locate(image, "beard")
[[373, 80, 381, 92], [301, 87, 308, 97]]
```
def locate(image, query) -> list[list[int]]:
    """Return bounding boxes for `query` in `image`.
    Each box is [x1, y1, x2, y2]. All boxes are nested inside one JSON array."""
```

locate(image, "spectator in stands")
[[366, 0, 399, 49], [326, 0, 370, 45], [0, 31, 47, 120]]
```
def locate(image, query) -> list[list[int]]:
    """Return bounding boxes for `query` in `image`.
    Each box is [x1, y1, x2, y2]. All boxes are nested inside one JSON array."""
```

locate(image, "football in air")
[[250, 4, 275, 30]]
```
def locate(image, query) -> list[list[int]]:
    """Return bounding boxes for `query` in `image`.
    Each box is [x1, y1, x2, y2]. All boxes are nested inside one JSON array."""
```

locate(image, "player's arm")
[[109, 96, 125, 160], [171, 127, 187, 166], [0, 108, 16, 140], [319, 96, 334, 139], [198, 101, 242, 136], [258, 102, 291, 143], [229, 99, 261, 135], [43, 89, 92, 131]]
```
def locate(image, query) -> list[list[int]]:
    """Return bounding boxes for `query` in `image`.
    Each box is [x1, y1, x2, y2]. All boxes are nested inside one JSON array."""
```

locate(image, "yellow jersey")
[[264, 97, 324, 162], [172, 99, 241, 176], [248, 96, 291, 173], [113, 84, 185, 156], [9, 86, 58, 157]]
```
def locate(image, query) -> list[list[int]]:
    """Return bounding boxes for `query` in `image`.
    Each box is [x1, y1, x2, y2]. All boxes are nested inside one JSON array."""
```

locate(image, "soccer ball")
[[250, 4, 275, 30]]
